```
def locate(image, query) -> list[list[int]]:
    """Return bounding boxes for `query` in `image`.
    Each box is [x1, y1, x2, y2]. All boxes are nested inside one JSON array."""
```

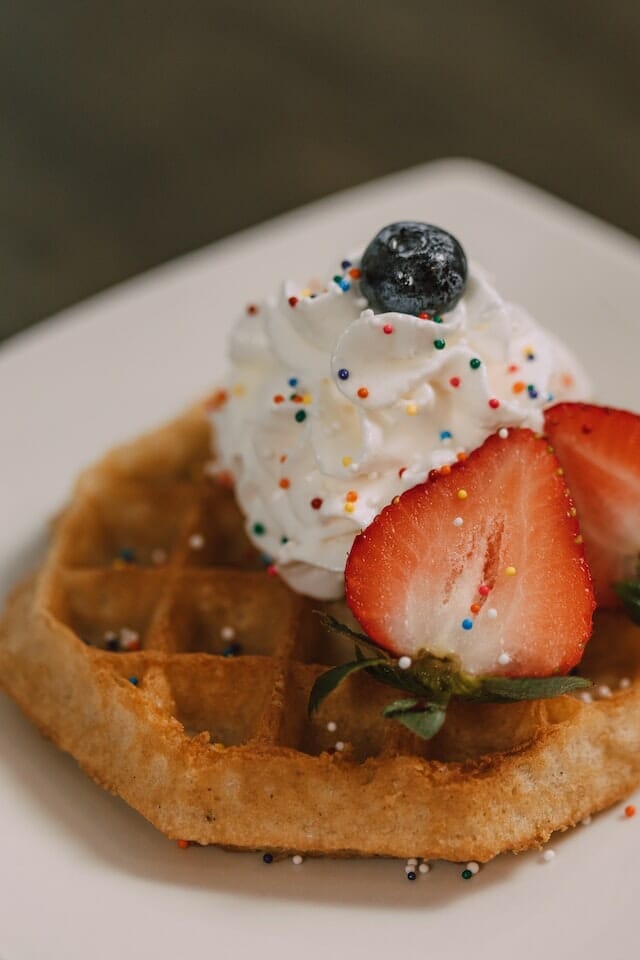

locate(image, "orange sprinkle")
[[357, 387, 369, 399], [273, 394, 285, 404], [439, 464, 451, 475], [470, 603, 481, 614], [346, 490, 358, 503], [279, 454, 287, 463], [561, 373, 575, 388], [392, 496, 401, 505], [177, 839, 190, 849], [204, 389, 229, 412], [349, 267, 362, 279], [457, 489, 468, 500], [512, 381, 526, 394], [625, 805, 636, 818], [456, 451, 467, 462], [279, 478, 291, 489], [507, 364, 519, 374]]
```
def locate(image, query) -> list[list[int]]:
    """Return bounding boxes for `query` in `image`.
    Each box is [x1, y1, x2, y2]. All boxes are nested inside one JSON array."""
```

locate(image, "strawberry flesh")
[[345, 429, 594, 677], [544, 402, 640, 607]]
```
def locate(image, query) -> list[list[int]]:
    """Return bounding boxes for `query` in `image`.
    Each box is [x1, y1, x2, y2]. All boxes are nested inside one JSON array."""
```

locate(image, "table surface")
[[2, 0, 639, 342]]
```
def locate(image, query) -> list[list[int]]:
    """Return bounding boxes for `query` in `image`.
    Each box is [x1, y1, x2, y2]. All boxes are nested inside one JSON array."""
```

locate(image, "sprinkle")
[[620, 677, 632, 690], [392, 496, 400, 505], [419, 862, 430, 875], [433, 315, 443, 323], [177, 839, 190, 849], [528, 385, 539, 398], [383, 324, 394, 334], [512, 381, 526, 394], [478, 584, 490, 596], [357, 387, 369, 399], [625, 805, 636, 818], [398, 656, 412, 670], [453, 517, 463, 527], [574, 534, 583, 545], [189, 533, 205, 550], [128, 676, 139, 686], [433, 339, 446, 350], [341, 260, 352, 269], [253, 522, 266, 536], [406, 857, 418, 866], [470, 358, 482, 370], [223, 642, 242, 657], [507, 364, 519, 374], [295, 410, 307, 423], [406, 403, 418, 416], [542, 849, 556, 862], [440, 430, 453, 440], [466, 861, 480, 875], [498, 652, 511, 665], [262, 853, 273, 864], [338, 368, 350, 380], [326, 721, 337, 732], [281, 536, 289, 544], [449, 376, 461, 388], [488, 398, 500, 409], [279, 478, 291, 489], [462, 619, 473, 631], [104, 631, 119, 652], [346, 490, 358, 502], [498, 427, 509, 439], [335, 741, 345, 752], [120, 627, 140, 651], [302, 393, 312, 404], [220, 626, 236, 641], [456, 451, 467, 462], [247, 303, 259, 315], [470, 603, 481, 614], [461, 869, 473, 880], [457, 489, 468, 500], [288, 296, 299, 307], [266, 564, 278, 577], [288, 377, 299, 387], [418, 312, 431, 320], [398, 467, 407, 478], [118, 547, 136, 564], [486, 608, 498, 619], [344, 503, 355, 514], [310, 497, 323, 510], [580, 691, 593, 704], [556, 467, 564, 476], [292, 854, 304, 865], [504, 566, 517, 576], [336, 279, 350, 292], [151, 548, 167, 565], [597, 684, 612, 699], [342, 456, 352, 467]]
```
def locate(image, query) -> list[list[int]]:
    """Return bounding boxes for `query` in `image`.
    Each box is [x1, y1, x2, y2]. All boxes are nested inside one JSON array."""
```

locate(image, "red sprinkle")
[[177, 839, 190, 849], [383, 324, 394, 335], [273, 394, 285, 404], [488, 398, 500, 409], [478, 584, 490, 596], [247, 303, 259, 315], [310, 497, 323, 510], [625, 805, 636, 818], [267, 564, 278, 577], [288, 296, 299, 307], [279, 478, 291, 489], [418, 312, 431, 320], [357, 387, 369, 399], [450, 377, 461, 388], [507, 363, 519, 373]]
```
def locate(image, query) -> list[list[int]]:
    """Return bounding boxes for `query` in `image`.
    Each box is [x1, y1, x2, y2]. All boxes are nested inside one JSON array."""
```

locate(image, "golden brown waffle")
[[2, 405, 640, 861]]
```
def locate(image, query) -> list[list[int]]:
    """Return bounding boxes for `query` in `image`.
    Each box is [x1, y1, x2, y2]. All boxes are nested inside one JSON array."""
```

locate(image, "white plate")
[[1, 159, 639, 960]]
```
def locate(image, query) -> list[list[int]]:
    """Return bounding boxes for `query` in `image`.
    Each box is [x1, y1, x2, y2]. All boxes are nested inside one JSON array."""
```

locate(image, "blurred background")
[[2, 0, 638, 343]]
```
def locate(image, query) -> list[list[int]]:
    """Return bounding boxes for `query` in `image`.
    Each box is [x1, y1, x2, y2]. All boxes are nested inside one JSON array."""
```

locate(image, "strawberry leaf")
[[382, 699, 449, 738], [613, 578, 640, 627], [308, 657, 387, 715], [475, 674, 591, 702]]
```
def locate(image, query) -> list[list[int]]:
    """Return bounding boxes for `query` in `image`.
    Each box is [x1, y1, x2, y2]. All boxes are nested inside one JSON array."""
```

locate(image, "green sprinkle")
[[333, 275, 342, 283], [433, 314, 443, 323], [295, 410, 307, 423], [470, 358, 482, 370], [253, 522, 266, 536], [280, 536, 289, 544], [433, 339, 446, 350], [461, 869, 473, 880]]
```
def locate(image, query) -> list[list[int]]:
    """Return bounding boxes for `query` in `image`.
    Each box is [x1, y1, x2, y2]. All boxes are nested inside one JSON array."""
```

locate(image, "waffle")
[[2, 403, 640, 862]]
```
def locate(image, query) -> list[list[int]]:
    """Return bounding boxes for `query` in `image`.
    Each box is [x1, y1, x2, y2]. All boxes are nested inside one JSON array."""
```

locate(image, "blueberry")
[[360, 222, 467, 316]]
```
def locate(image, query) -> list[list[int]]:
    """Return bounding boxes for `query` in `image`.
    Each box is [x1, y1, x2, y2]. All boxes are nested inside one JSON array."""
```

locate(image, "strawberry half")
[[544, 402, 640, 607], [345, 429, 594, 677]]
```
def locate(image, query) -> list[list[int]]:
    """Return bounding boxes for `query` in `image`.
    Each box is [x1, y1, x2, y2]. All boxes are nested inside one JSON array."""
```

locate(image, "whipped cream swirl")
[[212, 261, 590, 599]]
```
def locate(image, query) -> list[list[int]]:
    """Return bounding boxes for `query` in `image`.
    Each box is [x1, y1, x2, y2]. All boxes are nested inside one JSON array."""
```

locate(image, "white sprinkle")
[[404, 864, 414, 874], [189, 533, 205, 550], [326, 721, 337, 732], [357, 298, 369, 310], [453, 516, 464, 527], [220, 625, 236, 641], [466, 861, 480, 875], [498, 427, 509, 439], [580, 690, 593, 704], [406, 857, 418, 866], [581, 816, 592, 826], [542, 849, 556, 862], [597, 684, 612, 699], [119, 627, 139, 650], [151, 548, 167, 565], [497, 652, 511, 666], [486, 608, 498, 619], [335, 741, 345, 752], [292, 854, 304, 865], [419, 862, 430, 874], [350, 463, 359, 473], [398, 656, 412, 670], [619, 677, 632, 690]]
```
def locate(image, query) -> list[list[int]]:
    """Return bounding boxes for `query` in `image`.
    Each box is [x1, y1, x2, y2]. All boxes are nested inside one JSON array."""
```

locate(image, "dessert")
[[1, 223, 640, 863]]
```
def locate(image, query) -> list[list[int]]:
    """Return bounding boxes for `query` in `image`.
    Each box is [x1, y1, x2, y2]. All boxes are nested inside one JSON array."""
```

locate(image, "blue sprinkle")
[[223, 642, 242, 657], [337, 279, 350, 292], [263, 853, 274, 864], [407, 871, 417, 881], [528, 385, 539, 399], [526, 352, 536, 361], [118, 547, 136, 563], [462, 619, 473, 631], [439, 430, 453, 440], [341, 260, 352, 270], [288, 377, 298, 388], [260, 553, 273, 567], [128, 676, 139, 686], [546, 393, 554, 403], [338, 368, 349, 380]]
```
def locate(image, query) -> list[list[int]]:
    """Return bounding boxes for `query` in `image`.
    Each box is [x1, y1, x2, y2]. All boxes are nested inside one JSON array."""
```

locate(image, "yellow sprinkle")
[[457, 489, 468, 500], [342, 456, 352, 467], [301, 288, 312, 297], [505, 566, 517, 576], [569, 506, 577, 517], [302, 393, 312, 404], [232, 384, 246, 396], [575, 534, 584, 545], [556, 467, 564, 476], [406, 403, 418, 416], [344, 503, 355, 514]]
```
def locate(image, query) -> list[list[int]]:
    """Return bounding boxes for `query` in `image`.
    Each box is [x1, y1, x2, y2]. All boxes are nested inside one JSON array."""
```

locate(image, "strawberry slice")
[[345, 429, 594, 677], [544, 402, 640, 607]]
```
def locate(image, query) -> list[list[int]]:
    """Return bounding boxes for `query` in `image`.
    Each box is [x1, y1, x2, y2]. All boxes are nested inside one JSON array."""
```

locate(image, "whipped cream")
[[211, 259, 590, 600]]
